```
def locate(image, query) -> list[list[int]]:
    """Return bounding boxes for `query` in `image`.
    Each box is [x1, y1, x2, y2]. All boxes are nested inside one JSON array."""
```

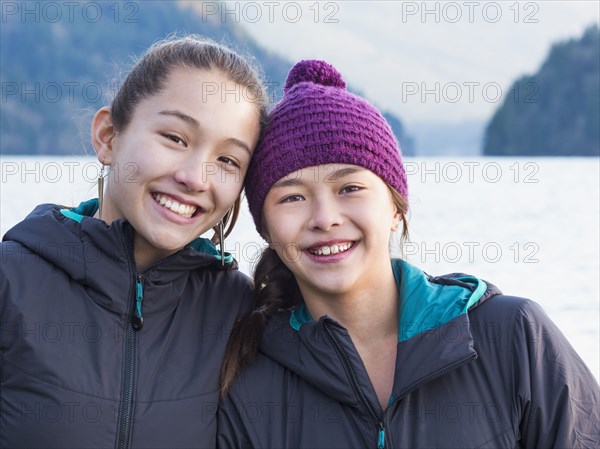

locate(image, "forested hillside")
[[1, 1, 414, 155], [484, 25, 599, 156]]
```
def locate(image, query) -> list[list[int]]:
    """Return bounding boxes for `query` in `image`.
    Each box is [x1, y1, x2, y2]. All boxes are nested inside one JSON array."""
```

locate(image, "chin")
[[147, 233, 190, 253], [308, 281, 352, 297]]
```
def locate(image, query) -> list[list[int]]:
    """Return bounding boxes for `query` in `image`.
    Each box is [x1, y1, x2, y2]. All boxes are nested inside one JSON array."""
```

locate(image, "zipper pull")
[[377, 423, 385, 449], [132, 274, 144, 330]]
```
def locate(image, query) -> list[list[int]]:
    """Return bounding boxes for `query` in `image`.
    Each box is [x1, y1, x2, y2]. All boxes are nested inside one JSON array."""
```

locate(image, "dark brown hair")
[[220, 186, 409, 395], [110, 34, 268, 240]]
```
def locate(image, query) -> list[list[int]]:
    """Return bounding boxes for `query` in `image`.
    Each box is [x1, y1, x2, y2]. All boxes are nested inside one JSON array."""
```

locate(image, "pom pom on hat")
[[284, 59, 346, 91], [246, 60, 408, 236]]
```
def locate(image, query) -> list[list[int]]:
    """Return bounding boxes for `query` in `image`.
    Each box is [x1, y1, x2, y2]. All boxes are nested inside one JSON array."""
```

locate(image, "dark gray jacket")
[[1, 200, 252, 448], [218, 259, 600, 448]]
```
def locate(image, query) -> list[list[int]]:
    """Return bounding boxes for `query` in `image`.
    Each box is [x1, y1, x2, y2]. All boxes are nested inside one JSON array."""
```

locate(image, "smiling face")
[[262, 164, 401, 300], [92, 67, 261, 269]]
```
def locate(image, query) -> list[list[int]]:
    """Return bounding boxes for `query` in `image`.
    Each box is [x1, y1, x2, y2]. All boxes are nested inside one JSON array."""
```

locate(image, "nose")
[[173, 154, 212, 192], [307, 195, 343, 231]]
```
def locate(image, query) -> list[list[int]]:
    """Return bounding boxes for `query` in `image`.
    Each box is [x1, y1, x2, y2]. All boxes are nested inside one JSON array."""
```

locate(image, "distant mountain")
[[410, 120, 484, 156], [382, 112, 415, 156], [483, 25, 600, 156], [0, 1, 414, 155]]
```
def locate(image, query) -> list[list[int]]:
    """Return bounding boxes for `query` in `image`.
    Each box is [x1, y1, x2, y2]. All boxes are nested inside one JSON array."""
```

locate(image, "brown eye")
[[280, 194, 304, 204], [340, 185, 362, 194], [218, 156, 240, 168], [162, 134, 187, 146]]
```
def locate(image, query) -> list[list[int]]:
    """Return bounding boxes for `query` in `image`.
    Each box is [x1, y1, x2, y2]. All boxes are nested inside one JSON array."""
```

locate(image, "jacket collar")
[[3, 200, 238, 316], [260, 260, 501, 408]]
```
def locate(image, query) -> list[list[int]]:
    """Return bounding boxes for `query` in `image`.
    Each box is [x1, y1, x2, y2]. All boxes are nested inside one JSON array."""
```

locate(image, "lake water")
[[1, 156, 598, 379]]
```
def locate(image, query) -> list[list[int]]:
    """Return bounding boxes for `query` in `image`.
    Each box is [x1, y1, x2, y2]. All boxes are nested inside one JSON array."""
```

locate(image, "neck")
[[95, 186, 171, 272], [93, 205, 170, 273], [302, 264, 399, 345]]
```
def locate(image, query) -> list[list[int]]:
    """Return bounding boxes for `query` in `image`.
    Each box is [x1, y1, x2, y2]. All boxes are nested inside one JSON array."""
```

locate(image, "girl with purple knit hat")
[[217, 60, 599, 448]]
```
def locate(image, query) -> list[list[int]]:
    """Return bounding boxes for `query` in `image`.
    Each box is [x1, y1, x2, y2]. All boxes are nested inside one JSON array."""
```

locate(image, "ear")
[[91, 106, 117, 165]]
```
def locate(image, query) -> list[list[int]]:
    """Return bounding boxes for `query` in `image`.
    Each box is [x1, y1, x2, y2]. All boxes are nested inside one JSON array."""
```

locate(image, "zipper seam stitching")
[[381, 354, 478, 448], [322, 317, 477, 448], [117, 326, 136, 449], [115, 229, 137, 449], [322, 321, 383, 430]]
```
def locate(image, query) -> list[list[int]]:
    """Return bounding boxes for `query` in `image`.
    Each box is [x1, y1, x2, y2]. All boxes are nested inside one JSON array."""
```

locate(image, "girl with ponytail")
[[1, 36, 267, 448], [218, 60, 599, 449]]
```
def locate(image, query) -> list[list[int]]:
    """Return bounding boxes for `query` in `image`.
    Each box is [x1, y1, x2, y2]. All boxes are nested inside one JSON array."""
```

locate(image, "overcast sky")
[[227, 1, 599, 128]]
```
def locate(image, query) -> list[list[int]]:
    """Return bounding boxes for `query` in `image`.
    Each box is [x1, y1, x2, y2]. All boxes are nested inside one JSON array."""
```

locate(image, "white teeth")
[[309, 242, 354, 256], [153, 193, 197, 218]]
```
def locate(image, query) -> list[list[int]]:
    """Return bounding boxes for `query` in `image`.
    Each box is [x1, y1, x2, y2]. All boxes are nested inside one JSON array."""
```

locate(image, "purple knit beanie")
[[245, 60, 408, 235]]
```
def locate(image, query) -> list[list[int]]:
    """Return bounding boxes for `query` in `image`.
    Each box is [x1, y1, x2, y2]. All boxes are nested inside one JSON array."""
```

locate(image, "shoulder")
[[218, 352, 284, 447], [466, 295, 546, 372], [0, 240, 52, 288], [1, 240, 23, 264], [189, 259, 252, 285], [470, 294, 563, 339], [470, 294, 595, 382], [467, 297, 599, 448], [0, 240, 70, 330], [469, 294, 557, 349], [223, 351, 287, 404], [227, 313, 300, 397], [1, 239, 37, 262], [185, 267, 254, 316], [197, 267, 253, 295], [469, 293, 548, 325]]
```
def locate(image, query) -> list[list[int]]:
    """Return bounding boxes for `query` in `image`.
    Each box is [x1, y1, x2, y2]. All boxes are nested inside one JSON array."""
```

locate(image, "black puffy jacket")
[[1, 200, 252, 448], [218, 259, 600, 448]]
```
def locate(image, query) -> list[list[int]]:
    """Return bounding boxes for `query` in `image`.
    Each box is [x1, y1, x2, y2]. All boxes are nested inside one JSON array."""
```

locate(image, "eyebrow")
[[271, 166, 364, 189], [271, 177, 303, 189], [158, 109, 252, 156], [159, 110, 199, 127], [329, 167, 363, 180]]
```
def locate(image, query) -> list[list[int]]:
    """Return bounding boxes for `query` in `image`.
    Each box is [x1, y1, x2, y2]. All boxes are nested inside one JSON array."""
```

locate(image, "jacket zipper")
[[115, 230, 193, 449], [379, 353, 478, 449], [115, 230, 141, 449], [130, 250, 185, 331], [116, 316, 138, 449], [324, 319, 478, 449], [323, 321, 385, 448], [377, 422, 386, 449], [132, 275, 144, 330]]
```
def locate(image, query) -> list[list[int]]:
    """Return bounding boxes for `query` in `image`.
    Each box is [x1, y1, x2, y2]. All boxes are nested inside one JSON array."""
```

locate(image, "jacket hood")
[[259, 259, 502, 407], [3, 200, 239, 315]]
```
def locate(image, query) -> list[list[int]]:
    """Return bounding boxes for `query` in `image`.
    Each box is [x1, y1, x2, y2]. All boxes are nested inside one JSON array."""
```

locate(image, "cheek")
[[110, 143, 155, 184], [358, 210, 395, 243], [265, 226, 304, 267], [263, 208, 295, 241], [106, 166, 142, 199], [212, 174, 243, 207], [272, 241, 302, 271]]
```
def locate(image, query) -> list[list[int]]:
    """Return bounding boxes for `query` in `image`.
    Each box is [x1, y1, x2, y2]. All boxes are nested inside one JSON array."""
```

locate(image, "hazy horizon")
[[230, 1, 598, 125]]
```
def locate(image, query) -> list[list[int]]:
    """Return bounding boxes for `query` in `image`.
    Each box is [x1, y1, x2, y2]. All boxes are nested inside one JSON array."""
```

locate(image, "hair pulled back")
[[110, 34, 268, 240]]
